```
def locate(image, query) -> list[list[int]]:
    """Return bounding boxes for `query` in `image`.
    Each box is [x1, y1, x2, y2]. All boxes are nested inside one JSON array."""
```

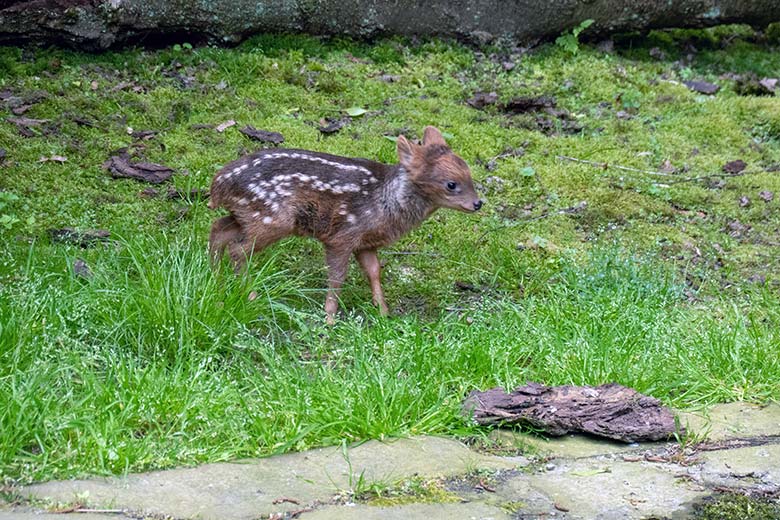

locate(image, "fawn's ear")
[[422, 126, 447, 146], [396, 135, 418, 168]]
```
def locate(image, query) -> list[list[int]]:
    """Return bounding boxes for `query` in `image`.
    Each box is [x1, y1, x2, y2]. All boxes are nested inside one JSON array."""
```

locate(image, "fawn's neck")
[[376, 165, 434, 232]]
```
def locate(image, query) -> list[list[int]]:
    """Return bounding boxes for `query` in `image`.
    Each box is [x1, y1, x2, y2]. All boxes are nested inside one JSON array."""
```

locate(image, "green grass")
[[1, 25, 780, 484]]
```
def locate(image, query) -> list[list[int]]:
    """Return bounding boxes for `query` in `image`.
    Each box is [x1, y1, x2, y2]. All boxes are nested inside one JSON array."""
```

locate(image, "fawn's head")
[[397, 126, 483, 212]]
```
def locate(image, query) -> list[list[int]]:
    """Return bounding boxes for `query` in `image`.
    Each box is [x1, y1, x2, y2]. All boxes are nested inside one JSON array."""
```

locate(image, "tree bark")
[[463, 382, 679, 442], [1, 0, 779, 51]]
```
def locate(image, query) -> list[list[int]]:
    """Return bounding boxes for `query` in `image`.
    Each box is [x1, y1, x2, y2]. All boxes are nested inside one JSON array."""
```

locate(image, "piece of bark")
[[49, 228, 110, 248], [467, 91, 498, 109], [318, 117, 348, 134], [683, 80, 720, 95], [463, 382, 679, 442], [103, 155, 174, 184], [166, 187, 209, 200], [239, 125, 285, 145], [501, 96, 557, 113]]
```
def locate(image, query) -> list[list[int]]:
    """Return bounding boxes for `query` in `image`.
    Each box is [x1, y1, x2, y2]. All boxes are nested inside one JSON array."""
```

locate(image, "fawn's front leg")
[[355, 249, 389, 316], [324, 247, 352, 325]]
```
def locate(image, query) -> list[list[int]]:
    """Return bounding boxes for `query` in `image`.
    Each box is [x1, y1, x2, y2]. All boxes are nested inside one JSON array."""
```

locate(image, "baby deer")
[[208, 126, 483, 323]]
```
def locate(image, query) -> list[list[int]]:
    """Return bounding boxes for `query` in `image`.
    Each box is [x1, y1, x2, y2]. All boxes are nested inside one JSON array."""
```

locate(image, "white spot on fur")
[[262, 216, 273, 224], [346, 213, 356, 224], [252, 211, 261, 218], [237, 198, 249, 205]]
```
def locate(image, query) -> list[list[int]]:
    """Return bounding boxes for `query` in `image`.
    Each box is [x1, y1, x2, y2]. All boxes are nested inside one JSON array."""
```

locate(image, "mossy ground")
[[1, 26, 779, 484], [693, 493, 780, 520]]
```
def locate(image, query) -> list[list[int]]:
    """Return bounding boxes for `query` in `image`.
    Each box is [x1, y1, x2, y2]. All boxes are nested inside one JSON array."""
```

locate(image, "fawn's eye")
[[446, 181, 458, 192]]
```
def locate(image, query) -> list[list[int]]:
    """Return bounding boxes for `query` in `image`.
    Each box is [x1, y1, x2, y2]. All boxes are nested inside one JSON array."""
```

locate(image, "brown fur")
[[208, 126, 482, 323]]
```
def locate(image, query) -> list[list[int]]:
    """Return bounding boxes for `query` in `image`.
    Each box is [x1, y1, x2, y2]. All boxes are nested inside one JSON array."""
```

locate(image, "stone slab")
[[679, 402, 780, 441], [694, 443, 780, 490], [22, 436, 516, 520], [302, 502, 511, 520], [523, 455, 707, 520]]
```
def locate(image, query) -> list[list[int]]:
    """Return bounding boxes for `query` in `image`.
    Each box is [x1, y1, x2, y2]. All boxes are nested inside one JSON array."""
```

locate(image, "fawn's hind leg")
[[324, 247, 352, 325], [209, 215, 243, 264], [227, 223, 291, 273]]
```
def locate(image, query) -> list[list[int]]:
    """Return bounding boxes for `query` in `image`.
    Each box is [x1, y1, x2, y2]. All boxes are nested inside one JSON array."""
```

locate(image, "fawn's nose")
[[473, 200, 483, 211]]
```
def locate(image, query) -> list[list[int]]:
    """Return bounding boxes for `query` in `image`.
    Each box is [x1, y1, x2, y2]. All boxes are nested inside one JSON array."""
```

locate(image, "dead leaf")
[[659, 159, 675, 174], [649, 47, 667, 60], [502, 96, 556, 113], [38, 155, 67, 163], [73, 258, 92, 279], [735, 74, 778, 96], [215, 120, 236, 133], [71, 115, 96, 127], [139, 187, 159, 198], [683, 80, 720, 95], [131, 129, 158, 140], [239, 126, 285, 145], [739, 195, 750, 208], [103, 155, 174, 184], [454, 281, 480, 293], [90, 80, 98, 90], [476, 479, 495, 493], [377, 74, 401, 83], [49, 228, 111, 248], [722, 160, 747, 174], [727, 220, 751, 238], [271, 497, 299, 505], [6, 116, 50, 137], [759, 78, 778, 92], [759, 190, 774, 202], [166, 187, 208, 200], [466, 91, 498, 109], [11, 104, 33, 115], [318, 117, 348, 134]]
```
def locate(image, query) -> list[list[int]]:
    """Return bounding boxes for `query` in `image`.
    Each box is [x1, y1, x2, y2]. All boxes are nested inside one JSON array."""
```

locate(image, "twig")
[[384, 251, 440, 257], [556, 155, 676, 177], [272, 497, 300, 505], [663, 172, 746, 185], [73, 509, 126, 514]]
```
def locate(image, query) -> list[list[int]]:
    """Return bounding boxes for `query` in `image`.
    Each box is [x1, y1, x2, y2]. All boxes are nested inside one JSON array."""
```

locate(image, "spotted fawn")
[[208, 126, 483, 323]]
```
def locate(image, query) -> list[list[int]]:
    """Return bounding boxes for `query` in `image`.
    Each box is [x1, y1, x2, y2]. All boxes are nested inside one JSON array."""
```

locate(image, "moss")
[[693, 493, 780, 520], [358, 477, 461, 506]]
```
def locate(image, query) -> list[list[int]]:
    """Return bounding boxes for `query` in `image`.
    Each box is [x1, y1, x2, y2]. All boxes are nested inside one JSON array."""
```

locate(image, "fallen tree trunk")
[[1, 0, 779, 51], [463, 382, 678, 443]]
